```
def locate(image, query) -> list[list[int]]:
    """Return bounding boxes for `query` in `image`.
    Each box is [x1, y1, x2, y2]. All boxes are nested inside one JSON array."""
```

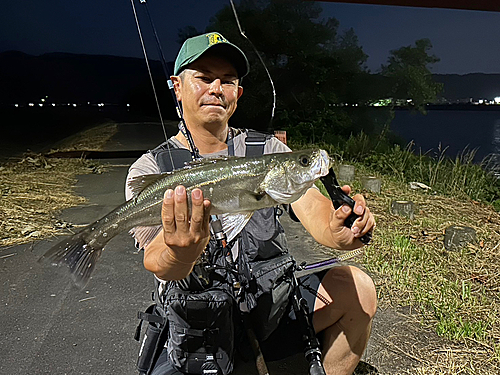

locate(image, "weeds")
[[302, 131, 500, 372]]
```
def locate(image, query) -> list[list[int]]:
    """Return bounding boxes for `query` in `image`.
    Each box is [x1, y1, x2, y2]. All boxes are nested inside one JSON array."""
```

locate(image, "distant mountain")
[[433, 73, 500, 102], [1, 51, 499, 107], [0, 51, 175, 117]]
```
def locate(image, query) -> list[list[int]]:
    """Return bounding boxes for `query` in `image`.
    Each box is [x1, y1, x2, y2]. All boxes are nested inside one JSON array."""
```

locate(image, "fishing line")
[[229, 0, 276, 127], [139, 0, 200, 160], [129, 0, 169, 145]]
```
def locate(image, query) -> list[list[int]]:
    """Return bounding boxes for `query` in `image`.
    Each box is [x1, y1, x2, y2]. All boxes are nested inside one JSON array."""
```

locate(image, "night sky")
[[1, 0, 499, 75]]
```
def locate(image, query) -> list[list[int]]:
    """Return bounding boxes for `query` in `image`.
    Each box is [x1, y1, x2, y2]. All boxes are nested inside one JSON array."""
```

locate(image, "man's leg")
[[312, 265, 377, 375]]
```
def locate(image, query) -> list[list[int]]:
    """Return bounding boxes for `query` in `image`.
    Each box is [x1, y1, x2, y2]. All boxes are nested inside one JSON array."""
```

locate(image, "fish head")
[[262, 149, 330, 204]]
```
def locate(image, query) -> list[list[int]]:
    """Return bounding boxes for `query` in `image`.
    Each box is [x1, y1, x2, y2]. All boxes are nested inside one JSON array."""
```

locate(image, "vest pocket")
[[165, 287, 235, 375], [243, 207, 288, 261]]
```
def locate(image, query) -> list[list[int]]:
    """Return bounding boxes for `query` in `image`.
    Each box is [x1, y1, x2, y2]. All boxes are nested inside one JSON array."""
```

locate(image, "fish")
[[39, 149, 330, 288]]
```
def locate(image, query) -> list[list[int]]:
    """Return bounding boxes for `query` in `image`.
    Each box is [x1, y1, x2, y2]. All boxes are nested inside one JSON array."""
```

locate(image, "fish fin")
[[129, 225, 162, 249], [127, 173, 166, 198], [39, 230, 102, 289]]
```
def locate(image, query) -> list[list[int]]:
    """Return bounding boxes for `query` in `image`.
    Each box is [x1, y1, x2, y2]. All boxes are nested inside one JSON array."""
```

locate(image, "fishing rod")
[[130, 0, 200, 161], [229, 0, 276, 128]]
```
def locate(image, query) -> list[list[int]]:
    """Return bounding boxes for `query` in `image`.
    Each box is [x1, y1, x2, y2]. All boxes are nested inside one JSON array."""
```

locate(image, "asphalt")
[[0, 122, 379, 375]]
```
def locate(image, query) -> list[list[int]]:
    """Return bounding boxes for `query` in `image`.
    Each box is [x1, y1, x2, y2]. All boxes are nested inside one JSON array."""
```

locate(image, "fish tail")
[[39, 230, 103, 289]]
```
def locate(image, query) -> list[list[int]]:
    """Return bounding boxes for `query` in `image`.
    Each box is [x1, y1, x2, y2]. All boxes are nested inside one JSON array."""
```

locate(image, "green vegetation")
[[304, 136, 500, 372], [181, 0, 442, 137], [296, 132, 500, 206]]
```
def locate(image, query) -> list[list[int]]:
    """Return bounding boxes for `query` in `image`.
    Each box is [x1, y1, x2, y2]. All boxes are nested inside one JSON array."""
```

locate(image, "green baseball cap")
[[174, 32, 250, 78]]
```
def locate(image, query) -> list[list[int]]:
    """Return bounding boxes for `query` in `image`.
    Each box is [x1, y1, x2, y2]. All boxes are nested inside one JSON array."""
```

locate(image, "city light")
[[495, 97, 500, 104]]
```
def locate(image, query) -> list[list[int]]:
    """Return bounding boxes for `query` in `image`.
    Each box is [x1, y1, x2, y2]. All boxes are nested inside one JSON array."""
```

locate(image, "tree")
[[178, 0, 369, 143], [381, 38, 443, 112]]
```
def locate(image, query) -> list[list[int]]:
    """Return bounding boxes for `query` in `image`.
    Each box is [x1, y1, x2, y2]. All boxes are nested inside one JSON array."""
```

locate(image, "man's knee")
[[322, 265, 377, 319]]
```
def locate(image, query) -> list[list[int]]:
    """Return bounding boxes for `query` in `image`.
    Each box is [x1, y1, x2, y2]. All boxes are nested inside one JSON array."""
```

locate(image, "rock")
[[338, 165, 355, 182], [444, 225, 477, 251], [362, 176, 381, 193], [409, 181, 431, 191], [390, 200, 415, 219]]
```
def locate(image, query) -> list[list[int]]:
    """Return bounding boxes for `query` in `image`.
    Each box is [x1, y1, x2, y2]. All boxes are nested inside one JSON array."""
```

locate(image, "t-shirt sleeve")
[[125, 153, 161, 201]]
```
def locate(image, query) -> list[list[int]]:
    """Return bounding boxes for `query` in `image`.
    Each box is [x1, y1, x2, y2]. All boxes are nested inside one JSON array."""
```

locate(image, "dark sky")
[[1, 0, 499, 74]]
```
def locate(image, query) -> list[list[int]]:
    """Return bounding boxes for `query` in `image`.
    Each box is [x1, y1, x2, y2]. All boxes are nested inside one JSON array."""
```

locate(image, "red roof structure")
[[309, 1, 500, 12]]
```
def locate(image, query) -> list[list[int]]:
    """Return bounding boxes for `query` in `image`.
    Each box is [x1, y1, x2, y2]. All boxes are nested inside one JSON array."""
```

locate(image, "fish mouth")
[[319, 149, 330, 176]]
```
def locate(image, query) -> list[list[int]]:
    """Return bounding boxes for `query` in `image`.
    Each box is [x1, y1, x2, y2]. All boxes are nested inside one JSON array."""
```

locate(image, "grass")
[[328, 161, 500, 373], [0, 123, 117, 248], [301, 134, 500, 373]]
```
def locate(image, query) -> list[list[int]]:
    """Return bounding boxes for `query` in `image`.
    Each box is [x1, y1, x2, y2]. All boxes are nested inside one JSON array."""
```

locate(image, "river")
[[390, 109, 500, 163]]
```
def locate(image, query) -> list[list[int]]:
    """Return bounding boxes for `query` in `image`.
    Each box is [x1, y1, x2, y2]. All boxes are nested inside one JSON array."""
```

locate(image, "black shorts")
[[150, 269, 328, 375]]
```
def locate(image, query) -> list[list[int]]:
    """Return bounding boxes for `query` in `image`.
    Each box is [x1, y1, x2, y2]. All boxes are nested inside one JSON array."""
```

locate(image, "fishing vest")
[[138, 129, 295, 375]]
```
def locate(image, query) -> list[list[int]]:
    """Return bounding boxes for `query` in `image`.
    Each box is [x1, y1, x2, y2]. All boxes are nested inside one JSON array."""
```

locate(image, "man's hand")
[[291, 186, 375, 251], [161, 185, 211, 263], [143, 185, 211, 280], [328, 185, 375, 249]]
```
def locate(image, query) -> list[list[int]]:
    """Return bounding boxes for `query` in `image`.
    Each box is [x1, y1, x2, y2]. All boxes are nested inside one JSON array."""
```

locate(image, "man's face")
[[172, 53, 243, 128]]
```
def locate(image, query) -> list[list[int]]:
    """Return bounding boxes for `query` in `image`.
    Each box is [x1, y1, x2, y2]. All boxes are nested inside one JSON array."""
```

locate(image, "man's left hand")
[[327, 185, 375, 249]]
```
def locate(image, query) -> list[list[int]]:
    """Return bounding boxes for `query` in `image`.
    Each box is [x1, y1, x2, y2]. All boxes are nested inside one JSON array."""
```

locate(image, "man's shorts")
[[150, 269, 328, 375]]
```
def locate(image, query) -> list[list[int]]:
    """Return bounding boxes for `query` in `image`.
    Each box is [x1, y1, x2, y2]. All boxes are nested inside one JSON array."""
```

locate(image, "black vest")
[[150, 129, 294, 339]]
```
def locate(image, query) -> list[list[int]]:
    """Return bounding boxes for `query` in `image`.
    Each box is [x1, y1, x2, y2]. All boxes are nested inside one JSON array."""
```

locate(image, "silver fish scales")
[[39, 149, 330, 287]]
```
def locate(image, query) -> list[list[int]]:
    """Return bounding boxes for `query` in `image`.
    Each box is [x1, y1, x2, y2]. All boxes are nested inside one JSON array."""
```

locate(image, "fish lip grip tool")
[[320, 168, 372, 245]]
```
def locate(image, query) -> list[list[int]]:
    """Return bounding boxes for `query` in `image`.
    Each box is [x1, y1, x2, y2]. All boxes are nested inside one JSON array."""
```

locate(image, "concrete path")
[[1, 122, 393, 374]]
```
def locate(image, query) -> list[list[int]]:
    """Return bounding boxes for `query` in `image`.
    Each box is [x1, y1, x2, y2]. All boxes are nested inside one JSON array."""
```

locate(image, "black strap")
[[150, 139, 192, 173], [245, 130, 271, 157], [134, 304, 165, 342], [137, 311, 165, 325]]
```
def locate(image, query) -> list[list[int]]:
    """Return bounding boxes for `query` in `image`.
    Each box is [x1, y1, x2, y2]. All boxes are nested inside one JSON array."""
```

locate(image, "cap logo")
[[207, 33, 227, 46]]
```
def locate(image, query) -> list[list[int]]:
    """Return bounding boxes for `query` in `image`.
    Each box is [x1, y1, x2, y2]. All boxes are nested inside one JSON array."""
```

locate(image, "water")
[[390, 109, 500, 163]]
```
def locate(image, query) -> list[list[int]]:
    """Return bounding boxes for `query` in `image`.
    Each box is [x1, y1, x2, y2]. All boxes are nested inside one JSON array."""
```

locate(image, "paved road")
[[0, 122, 387, 375]]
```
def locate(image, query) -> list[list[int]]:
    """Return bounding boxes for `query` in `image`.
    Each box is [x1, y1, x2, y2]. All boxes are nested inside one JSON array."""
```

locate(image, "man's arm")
[[290, 186, 375, 250], [143, 186, 211, 281]]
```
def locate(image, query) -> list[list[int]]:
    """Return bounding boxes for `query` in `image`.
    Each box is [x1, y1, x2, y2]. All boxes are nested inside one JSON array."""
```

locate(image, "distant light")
[[14, 104, 19, 108], [98, 103, 104, 107], [52, 103, 56, 107], [495, 97, 500, 104], [87, 102, 90, 105], [41, 98, 45, 102], [126, 103, 130, 107], [478, 99, 484, 104], [39, 103, 43, 107], [29, 103, 34, 107], [72, 103, 77, 107]]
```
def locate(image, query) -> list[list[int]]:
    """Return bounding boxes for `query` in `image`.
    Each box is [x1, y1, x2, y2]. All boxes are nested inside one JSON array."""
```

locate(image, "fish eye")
[[299, 155, 310, 167]]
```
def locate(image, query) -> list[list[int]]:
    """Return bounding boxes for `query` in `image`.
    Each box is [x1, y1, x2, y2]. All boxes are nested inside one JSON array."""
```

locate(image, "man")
[[127, 32, 376, 375]]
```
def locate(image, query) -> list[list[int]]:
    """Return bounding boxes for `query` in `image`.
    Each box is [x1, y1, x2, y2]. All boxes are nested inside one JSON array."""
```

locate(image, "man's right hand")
[[143, 185, 211, 280]]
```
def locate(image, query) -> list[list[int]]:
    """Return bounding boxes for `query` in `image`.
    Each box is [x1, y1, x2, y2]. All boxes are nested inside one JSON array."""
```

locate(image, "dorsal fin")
[[127, 173, 166, 198]]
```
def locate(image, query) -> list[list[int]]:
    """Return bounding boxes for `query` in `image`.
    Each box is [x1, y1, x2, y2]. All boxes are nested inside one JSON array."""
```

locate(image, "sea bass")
[[40, 149, 330, 287]]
